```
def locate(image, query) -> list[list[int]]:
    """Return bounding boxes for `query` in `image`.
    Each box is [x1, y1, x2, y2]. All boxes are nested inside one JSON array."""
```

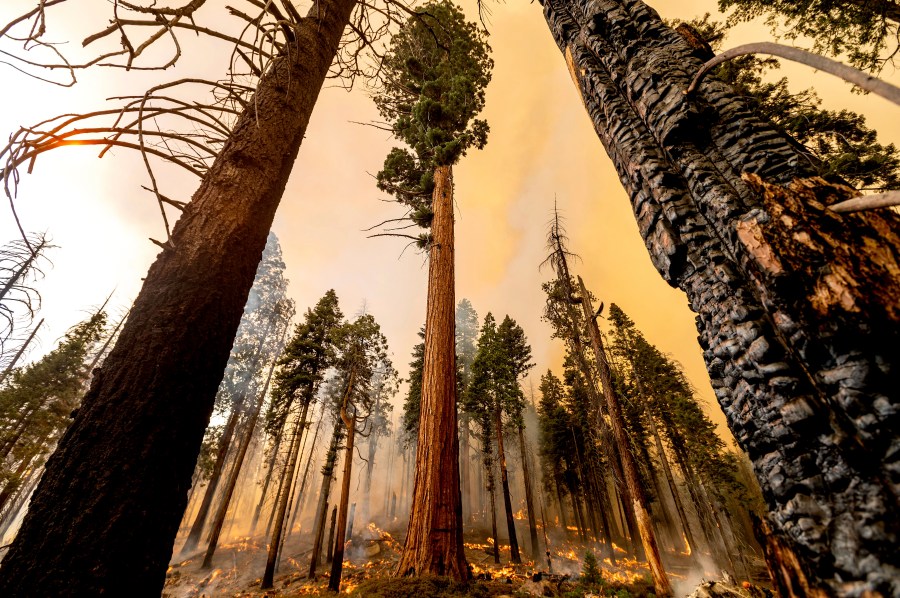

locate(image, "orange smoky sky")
[[1, 0, 897, 444]]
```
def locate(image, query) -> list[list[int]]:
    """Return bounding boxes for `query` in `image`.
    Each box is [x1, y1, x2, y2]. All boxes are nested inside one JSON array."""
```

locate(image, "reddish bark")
[[397, 165, 468, 580]]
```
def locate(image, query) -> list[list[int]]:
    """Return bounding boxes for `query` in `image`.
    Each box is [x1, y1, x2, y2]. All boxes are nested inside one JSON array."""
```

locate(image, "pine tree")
[[0, 309, 106, 517], [261, 289, 344, 588], [327, 313, 395, 592], [678, 15, 900, 192], [717, 0, 900, 72], [373, 0, 492, 579]]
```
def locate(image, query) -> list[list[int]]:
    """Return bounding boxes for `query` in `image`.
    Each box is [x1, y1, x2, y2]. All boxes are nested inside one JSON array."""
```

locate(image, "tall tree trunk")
[[288, 415, 324, 537], [459, 413, 472, 521], [266, 410, 301, 537], [328, 399, 356, 592], [543, 0, 900, 592], [516, 425, 539, 560], [494, 406, 521, 564], [202, 317, 287, 567], [0, 0, 357, 593], [649, 413, 695, 555], [397, 164, 467, 580], [249, 424, 285, 536], [576, 276, 672, 595], [181, 402, 241, 554], [261, 399, 311, 588], [488, 464, 500, 564], [326, 505, 337, 563], [309, 419, 343, 577]]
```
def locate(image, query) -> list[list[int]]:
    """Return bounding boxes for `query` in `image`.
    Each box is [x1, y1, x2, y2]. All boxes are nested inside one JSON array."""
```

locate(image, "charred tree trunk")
[[181, 401, 241, 554], [397, 164, 468, 580], [577, 277, 672, 595], [488, 465, 501, 564], [326, 505, 337, 563], [261, 399, 310, 588], [0, 0, 357, 593], [309, 419, 343, 577], [328, 396, 356, 593], [517, 425, 539, 560], [494, 406, 521, 564], [543, 0, 900, 593]]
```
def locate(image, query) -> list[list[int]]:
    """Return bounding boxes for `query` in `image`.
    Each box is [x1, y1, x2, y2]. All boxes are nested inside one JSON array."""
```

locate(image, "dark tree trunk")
[[542, 0, 900, 593], [0, 0, 357, 593], [488, 465, 500, 564], [494, 406, 521, 564], [181, 401, 241, 554], [517, 425, 539, 560], [649, 413, 695, 555], [262, 400, 310, 588], [397, 165, 468, 580], [309, 419, 343, 577], [328, 400, 356, 592], [326, 505, 337, 563]]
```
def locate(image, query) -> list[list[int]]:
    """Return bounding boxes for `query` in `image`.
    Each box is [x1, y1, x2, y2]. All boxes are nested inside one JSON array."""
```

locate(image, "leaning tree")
[[539, 0, 900, 593], [0, 0, 412, 594], [372, 0, 492, 580]]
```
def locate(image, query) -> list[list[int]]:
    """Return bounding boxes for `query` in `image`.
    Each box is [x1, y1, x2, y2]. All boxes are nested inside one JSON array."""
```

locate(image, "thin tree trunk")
[[517, 425, 539, 560], [397, 164, 467, 580], [0, 318, 42, 387], [327, 397, 356, 593], [459, 413, 471, 521], [261, 399, 311, 588], [488, 464, 500, 564], [308, 419, 343, 577], [649, 413, 695, 555], [249, 424, 285, 536], [0, 1, 357, 592], [576, 276, 672, 596], [494, 406, 521, 564], [326, 505, 337, 563], [266, 411, 301, 538], [181, 402, 241, 554], [288, 414, 324, 537], [201, 316, 287, 567]]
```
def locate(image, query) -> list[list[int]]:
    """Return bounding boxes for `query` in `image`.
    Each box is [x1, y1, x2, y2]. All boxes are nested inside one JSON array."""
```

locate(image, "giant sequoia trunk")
[[541, 0, 900, 593], [0, 0, 357, 593], [397, 164, 468, 580]]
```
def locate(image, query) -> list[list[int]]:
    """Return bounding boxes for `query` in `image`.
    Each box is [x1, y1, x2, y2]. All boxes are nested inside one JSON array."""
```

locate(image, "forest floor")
[[163, 522, 771, 598]]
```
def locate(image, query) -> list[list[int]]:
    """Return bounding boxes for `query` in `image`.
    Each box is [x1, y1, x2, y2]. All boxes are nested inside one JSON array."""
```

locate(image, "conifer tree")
[[373, 0, 492, 578], [0, 309, 106, 518], [261, 290, 344, 588]]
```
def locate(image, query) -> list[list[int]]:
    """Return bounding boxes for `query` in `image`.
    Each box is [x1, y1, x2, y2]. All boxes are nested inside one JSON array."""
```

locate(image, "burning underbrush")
[[162, 524, 761, 597]]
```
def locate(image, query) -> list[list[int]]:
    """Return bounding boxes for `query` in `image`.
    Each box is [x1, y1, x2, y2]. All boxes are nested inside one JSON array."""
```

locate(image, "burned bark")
[[541, 0, 900, 591], [495, 406, 522, 564], [0, 0, 356, 594], [397, 165, 468, 580]]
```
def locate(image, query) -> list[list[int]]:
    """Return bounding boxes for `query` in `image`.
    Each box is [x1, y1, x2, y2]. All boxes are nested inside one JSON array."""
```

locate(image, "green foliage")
[[266, 288, 342, 435], [682, 14, 900, 191], [717, 0, 900, 72], [374, 0, 492, 245], [400, 327, 425, 447], [0, 308, 107, 494], [581, 550, 603, 585]]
